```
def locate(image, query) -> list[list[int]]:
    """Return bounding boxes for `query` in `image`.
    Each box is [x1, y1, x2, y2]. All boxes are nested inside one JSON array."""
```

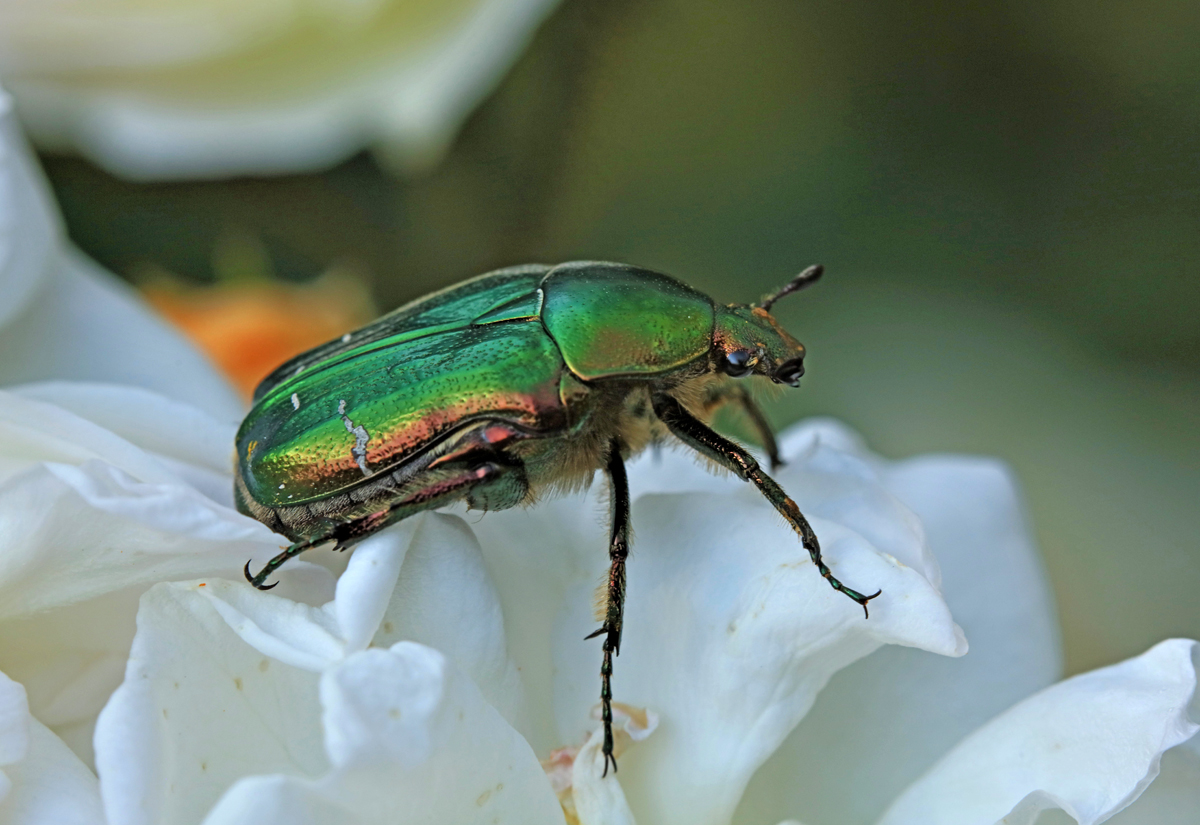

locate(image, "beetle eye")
[[723, 350, 753, 378]]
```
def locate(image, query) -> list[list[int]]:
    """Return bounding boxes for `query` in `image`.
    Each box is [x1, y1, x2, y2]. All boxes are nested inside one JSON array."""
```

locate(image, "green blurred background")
[[39, 0, 1200, 676]]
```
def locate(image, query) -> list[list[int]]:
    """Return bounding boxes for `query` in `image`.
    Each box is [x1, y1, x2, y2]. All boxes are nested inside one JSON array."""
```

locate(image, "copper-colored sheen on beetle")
[[234, 261, 879, 776]]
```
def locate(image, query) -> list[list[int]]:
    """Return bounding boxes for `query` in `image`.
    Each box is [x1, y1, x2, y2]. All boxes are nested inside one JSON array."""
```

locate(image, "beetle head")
[[711, 265, 822, 387], [713, 304, 807, 386]]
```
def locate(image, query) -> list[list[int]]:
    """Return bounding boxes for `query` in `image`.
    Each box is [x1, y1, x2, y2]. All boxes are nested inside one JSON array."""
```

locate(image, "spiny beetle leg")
[[651, 393, 881, 617], [243, 454, 527, 591], [584, 438, 631, 777]]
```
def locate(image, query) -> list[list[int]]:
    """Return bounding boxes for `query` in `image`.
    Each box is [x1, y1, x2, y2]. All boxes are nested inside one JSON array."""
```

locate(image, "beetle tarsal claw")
[[858, 588, 883, 618], [243, 560, 279, 591]]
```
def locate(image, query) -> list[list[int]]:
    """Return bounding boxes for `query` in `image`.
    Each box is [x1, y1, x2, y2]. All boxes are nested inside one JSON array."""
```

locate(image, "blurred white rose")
[[0, 86, 242, 418], [0, 0, 563, 179], [0, 381, 1195, 825]]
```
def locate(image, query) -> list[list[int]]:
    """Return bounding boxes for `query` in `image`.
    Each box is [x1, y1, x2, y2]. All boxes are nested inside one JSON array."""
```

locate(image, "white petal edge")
[[0, 89, 56, 329], [0, 252, 243, 419], [188, 522, 416, 671], [877, 638, 1199, 825], [1106, 736, 1200, 825], [0, 672, 28, 799], [0, 385, 323, 620], [0, 387, 210, 487], [0, 455, 314, 620], [187, 514, 528, 728], [12, 382, 239, 482], [1, 84, 239, 414], [0, 719, 104, 825], [200, 643, 565, 825]]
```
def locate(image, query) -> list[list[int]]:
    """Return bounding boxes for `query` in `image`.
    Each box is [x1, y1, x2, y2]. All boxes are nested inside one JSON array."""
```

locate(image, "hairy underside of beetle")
[[516, 367, 745, 500]]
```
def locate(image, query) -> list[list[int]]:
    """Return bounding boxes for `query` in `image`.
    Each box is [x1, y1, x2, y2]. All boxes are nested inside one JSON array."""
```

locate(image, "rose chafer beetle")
[[235, 261, 879, 774]]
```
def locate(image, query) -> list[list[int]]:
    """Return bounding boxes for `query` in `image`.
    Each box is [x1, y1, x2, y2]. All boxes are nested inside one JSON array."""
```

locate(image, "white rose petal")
[[186, 514, 529, 723], [0, 672, 28, 799], [0, 0, 563, 179], [0, 91, 55, 329], [0, 253, 245, 419], [0, 389, 300, 619], [0, 385, 326, 769], [97, 512, 539, 823], [0, 722, 105, 825], [13, 382, 238, 496], [0, 88, 242, 417], [0, 669, 103, 825], [734, 434, 1062, 825], [94, 582, 329, 825], [571, 723, 639, 825], [185, 522, 414, 671], [0, 386, 197, 487], [878, 638, 1199, 825], [0, 589, 142, 769], [202, 643, 564, 825], [545, 481, 964, 824], [458, 492, 593, 753], [326, 520, 412, 654], [369, 513, 529, 732]]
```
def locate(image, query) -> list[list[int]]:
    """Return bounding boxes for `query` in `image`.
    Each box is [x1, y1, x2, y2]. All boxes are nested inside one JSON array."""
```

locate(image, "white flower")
[[0, 0, 562, 180], [0, 378, 1196, 825], [0, 87, 242, 419]]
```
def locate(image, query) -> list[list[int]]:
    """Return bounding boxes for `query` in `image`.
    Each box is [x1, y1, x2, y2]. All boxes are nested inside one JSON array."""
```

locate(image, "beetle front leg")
[[584, 437, 630, 777], [651, 393, 881, 617]]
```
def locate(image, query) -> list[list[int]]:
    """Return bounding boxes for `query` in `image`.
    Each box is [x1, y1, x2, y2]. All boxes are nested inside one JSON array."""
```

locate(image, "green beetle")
[[236, 260, 879, 774]]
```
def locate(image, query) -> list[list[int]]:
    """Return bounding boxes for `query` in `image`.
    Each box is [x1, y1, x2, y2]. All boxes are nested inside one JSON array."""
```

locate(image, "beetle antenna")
[[757, 264, 823, 311]]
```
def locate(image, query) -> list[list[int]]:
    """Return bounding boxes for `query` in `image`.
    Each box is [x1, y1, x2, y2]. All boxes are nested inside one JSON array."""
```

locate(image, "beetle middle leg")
[[651, 393, 881, 617], [245, 451, 529, 590], [702, 383, 783, 470], [584, 437, 630, 777]]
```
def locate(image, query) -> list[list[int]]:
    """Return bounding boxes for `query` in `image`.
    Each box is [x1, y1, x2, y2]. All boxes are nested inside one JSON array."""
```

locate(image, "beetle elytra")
[[235, 261, 880, 774]]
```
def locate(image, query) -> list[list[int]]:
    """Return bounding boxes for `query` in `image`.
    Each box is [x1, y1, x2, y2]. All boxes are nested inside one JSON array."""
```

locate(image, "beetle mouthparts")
[[774, 358, 805, 386]]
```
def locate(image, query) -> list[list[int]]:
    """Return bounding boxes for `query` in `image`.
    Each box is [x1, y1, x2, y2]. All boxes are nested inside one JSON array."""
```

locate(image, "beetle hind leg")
[[583, 437, 631, 777], [245, 537, 327, 590]]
